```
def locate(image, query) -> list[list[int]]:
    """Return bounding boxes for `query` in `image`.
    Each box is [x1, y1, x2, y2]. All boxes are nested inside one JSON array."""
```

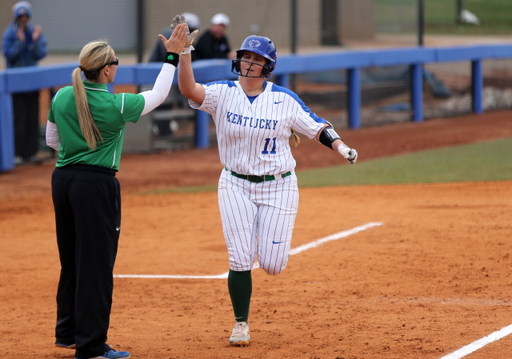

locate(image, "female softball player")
[[176, 16, 358, 347], [45, 20, 188, 359]]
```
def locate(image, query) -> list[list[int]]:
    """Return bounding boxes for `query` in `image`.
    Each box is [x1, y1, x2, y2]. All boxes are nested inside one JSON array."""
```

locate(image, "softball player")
[[176, 17, 357, 346], [45, 21, 188, 359]]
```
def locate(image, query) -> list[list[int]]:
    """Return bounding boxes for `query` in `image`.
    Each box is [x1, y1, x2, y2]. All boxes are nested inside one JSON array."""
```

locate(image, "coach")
[[45, 21, 188, 359]]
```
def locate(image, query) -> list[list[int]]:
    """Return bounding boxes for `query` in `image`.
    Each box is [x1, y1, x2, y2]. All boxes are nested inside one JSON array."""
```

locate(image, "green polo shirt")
[[48, 81, 144, 171]]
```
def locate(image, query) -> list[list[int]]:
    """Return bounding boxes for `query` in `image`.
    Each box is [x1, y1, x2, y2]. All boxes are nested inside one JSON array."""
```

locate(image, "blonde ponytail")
[[291, 128, 300, 147], [72, 40, 113, 150], [72, 67, 102, 150]]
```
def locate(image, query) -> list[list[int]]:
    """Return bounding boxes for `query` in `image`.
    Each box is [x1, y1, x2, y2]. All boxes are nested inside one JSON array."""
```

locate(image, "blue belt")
[[226, 168, 292, 183]]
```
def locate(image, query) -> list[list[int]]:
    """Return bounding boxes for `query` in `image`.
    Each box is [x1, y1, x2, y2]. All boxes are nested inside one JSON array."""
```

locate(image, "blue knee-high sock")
[[228, 269, 252, 323]]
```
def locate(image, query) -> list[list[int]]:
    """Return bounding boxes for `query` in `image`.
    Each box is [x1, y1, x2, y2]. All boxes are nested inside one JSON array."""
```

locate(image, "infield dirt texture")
[[1, 110, 512, 358]]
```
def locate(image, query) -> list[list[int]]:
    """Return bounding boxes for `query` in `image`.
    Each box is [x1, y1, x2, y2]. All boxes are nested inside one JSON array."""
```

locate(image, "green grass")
[[376, 0, 512, 35], [138, 138, 512, 194], [297, 138, 512, 187]]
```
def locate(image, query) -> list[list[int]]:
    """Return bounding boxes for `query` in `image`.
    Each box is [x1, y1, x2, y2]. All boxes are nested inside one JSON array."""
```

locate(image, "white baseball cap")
[[181, 12, 201, 30], [211, 13, 230, 26]]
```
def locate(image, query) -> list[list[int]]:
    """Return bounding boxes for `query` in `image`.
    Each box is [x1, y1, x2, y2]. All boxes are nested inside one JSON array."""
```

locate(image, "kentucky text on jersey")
[[226, 112, 278, 129]]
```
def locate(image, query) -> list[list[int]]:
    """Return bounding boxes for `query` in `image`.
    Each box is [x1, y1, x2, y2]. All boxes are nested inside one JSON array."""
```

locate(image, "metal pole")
[[321, 0, 340, 45], [0, 92, 15, 171], [291, 0, 297, 54], [196, 110, 210, 148], [457, 0, 465, 24], [136, 0, 145, 63], [411, 64, 424, 122], [418, 0, 424, 47], [347, 68, 361, 129], [472, 60, 483, 114], [290, 0, 297, 91]]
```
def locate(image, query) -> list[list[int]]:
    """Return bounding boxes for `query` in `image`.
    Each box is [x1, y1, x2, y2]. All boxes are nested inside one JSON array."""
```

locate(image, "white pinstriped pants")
[[218, 168, 299, 275]]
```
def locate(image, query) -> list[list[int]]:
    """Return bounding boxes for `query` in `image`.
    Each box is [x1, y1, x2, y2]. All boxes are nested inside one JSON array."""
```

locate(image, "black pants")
[[13, 91, 40, 160], [51, 165, 121, 359]]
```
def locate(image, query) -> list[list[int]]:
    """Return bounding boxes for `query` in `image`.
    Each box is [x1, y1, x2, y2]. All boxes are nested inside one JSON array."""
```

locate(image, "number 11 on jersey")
[[262, 137, 277, 154]]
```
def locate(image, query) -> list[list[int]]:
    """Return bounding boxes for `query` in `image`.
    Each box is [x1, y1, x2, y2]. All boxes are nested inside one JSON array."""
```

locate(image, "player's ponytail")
[[291, 128, 300, 147], [72, 40, 111, 150]]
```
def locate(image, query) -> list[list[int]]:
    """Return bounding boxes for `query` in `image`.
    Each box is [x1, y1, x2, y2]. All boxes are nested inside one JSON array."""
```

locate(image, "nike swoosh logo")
[[272, 241, 284, 244], [116, 227, 120, 231], [274, 101, 283, 104]]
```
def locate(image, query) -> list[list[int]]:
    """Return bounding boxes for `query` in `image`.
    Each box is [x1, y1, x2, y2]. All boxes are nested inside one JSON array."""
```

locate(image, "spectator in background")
[[2, 1, 47, 164], [149, 12, 201, 62], [193, 13, 236, 61]]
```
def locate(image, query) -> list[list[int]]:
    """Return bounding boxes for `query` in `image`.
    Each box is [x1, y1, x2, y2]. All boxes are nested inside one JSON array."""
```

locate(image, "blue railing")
[[2, 44, 512, 172]]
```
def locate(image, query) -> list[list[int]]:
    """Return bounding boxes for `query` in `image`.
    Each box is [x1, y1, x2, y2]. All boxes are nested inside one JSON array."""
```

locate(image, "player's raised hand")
[[182, 16, 199, 47], [339, 147, 358, 164], [170, 14, 199, 52], [158, 17, 188, 54], [169, 14, 184, 32]]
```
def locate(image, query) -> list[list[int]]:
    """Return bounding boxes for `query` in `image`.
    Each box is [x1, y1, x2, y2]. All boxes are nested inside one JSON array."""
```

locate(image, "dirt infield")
[[1, 110, 512, 358]]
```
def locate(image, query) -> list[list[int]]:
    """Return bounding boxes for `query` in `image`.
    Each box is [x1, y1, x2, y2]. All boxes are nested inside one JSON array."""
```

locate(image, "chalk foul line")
[[114, 222, 383, 280], [114, 220, 512, 357], [439, 323, 512, 359]]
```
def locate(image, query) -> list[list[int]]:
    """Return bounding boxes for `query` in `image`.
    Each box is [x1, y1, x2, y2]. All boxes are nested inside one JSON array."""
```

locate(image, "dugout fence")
[[2, 0, 512, 171], [2, 44, 512, 173]]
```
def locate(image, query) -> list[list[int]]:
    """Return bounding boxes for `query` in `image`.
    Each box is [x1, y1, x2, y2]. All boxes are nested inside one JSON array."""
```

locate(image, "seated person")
[[192, 13, 236, 61]]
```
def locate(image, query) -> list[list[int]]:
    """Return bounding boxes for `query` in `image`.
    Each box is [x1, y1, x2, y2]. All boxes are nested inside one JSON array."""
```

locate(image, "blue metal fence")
[[2, 44, 512, 172]]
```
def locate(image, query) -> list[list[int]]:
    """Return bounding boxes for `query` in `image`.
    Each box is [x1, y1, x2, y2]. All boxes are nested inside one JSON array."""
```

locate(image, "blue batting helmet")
[[232, 35, 277, 78]]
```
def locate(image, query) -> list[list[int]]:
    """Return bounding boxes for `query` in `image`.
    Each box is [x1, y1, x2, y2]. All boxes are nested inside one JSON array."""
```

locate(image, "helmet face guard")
[[231, 57, 273, 78], [231, 35, 276, 79]]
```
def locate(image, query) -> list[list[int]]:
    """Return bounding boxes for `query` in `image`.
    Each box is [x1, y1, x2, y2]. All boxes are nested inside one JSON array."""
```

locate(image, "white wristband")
[[337, 143, 350, 156], [181, 45, 195, 55]]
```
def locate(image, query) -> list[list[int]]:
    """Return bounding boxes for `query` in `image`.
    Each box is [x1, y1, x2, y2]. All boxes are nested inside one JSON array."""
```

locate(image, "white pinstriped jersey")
[[189, 80, 326, 176]]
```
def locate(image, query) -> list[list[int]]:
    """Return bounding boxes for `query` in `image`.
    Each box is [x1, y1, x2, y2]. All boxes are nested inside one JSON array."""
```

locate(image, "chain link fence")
[[2, 0, 511, 166], [296, 0, 512, 133]]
